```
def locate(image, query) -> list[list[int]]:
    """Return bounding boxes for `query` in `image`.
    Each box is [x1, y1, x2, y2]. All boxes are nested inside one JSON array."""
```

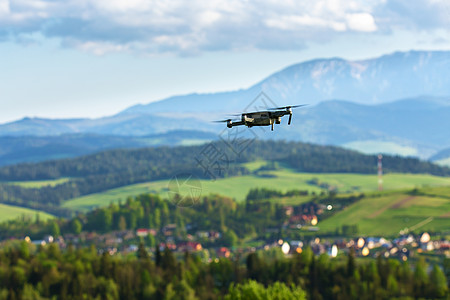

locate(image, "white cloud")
[[0, 0, 10, 15], [0, 0, 448, 55], [346, 13, 377, 32], [70, 40, 129, 55]]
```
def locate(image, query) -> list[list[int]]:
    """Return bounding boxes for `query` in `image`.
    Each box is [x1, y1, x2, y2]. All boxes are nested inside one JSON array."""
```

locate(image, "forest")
[[0, 237, 448, 299], [0, 140, 449, 217], [0, 191, 365, 242]]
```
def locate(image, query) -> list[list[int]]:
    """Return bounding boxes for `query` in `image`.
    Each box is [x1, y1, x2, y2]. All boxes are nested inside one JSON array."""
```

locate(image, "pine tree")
[[429, 264, 448, 298]]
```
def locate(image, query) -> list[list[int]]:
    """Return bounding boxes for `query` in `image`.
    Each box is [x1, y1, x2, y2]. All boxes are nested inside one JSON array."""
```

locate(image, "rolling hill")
[[319, 187, 450, 236], [0, 140, 449, 216], [61, 170, 450, 212], [0, 131, 216, 166], [0, 203, 54, 223]]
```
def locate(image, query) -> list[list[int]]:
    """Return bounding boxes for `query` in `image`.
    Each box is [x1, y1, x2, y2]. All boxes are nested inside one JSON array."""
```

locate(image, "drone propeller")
[[267, 104, 308, 110], [213, 119, 233, 123]]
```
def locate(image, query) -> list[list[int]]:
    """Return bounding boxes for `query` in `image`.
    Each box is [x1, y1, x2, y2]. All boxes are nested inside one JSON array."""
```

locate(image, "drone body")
[[215, 105, 306, 131]]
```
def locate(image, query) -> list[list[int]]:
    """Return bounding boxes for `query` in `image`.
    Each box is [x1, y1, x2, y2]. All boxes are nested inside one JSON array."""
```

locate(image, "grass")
[[4, 178, 70, 188], [0, 203, 54, 223], [319, 190, 450, 236], [241, 160, 269, 172], [62, 182, 166, 212], [62, 168, 450, 212]]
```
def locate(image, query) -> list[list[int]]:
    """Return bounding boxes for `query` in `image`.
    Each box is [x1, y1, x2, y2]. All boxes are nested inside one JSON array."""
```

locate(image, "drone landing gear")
[[271, 123, 274, 131]]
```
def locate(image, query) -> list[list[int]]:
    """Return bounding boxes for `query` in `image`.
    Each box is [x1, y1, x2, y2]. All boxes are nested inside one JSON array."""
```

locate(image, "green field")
[[319, 187, 450, 236], [62, 169, 450, 212], [0, 203, 54, 223], [4, 178, 70, 188]]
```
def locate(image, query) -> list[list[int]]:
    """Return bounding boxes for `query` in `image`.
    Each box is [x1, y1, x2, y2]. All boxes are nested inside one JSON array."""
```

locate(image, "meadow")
[[0, 203, 54, 223], [319, 187, 450, 236], [4, 178, 70, 188], [61, 168, 450, 212]]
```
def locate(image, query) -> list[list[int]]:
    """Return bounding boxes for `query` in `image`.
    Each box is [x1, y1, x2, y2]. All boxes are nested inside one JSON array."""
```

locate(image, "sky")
[[1, 0, 450, 124]]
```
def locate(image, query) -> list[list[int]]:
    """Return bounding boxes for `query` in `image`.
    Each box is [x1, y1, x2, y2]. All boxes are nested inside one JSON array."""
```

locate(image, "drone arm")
[[232, 121, 245, 127]]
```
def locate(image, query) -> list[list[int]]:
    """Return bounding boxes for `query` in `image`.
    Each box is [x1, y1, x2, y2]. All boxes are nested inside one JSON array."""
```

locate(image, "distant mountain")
[[431, 148, 450, 161], [0, 97, 448, 164], [121, 50, 450, 115], [0, 131, 215, 166], [0, 50, 449, 162], [289, 97, 450, 158], [430, 147, 450, 167], [0, 114, 211, 137]]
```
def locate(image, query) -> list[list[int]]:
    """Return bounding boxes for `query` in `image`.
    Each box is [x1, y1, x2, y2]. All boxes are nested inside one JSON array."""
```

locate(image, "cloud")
[[0, 0, 449, 55], [376, 0, 450, 30], [346, 13, 377, 32]]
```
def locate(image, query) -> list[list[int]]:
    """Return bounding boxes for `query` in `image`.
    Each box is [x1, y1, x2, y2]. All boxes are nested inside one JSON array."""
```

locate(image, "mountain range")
[[0, 50, 449, 165]]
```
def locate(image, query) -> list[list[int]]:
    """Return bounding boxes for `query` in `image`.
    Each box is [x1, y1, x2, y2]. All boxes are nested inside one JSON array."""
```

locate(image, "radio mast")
[[378, 154, 383, 191]]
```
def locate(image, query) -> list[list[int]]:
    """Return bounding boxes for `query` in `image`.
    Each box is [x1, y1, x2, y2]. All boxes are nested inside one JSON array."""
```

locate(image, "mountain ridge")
[[0, 50, 449, 162]]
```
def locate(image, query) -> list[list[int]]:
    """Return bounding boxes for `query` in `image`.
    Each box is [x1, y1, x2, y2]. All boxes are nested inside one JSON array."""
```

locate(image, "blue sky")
[[1, 0, 450, 123]]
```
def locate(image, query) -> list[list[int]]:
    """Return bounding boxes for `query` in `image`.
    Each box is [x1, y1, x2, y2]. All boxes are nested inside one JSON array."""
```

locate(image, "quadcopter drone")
[[215, 105, 307, 131]]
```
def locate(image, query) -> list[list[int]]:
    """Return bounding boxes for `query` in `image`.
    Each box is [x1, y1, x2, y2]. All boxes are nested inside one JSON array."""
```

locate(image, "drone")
[[214, 105, 307, 131]]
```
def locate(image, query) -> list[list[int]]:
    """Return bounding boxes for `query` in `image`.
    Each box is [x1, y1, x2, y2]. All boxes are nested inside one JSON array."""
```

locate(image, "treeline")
[[246, 187, 309, 201], [282, 144, 450, 175], [0, 191, 366, 244], [0, 140, 449, 216], [1, 140, 448, 181], [0, 193, 285, 244], [0, 240, 447, 299]]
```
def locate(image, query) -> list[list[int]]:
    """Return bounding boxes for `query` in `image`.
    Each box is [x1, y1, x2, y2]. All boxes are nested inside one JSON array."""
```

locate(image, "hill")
[[319, 187, 450, 236], [0, 131, 215, 166], [0, 203, 54, 223], [62, 170, 450, 212], [0, 140, 449, 216]]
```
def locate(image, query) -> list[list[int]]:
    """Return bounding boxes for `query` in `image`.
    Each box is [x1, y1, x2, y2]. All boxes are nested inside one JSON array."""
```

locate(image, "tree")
[[173, 280, 198, 300], [71, 219, 82, 234], [429, 264, 448, 298], [137, 242, 149, 260], [48, 220, 60, 237], [347, 248, 356, 278], [222, 229, 238, 248], [413, 258, 428, 298], [225, 280, 306, 300], [246, 253, 262, 280], [118, 216, 127, 231], [154, 209, 161, 229], [147, 234, 156, 248], [97, 209, 112, 232], [162, 247, 176, 270]]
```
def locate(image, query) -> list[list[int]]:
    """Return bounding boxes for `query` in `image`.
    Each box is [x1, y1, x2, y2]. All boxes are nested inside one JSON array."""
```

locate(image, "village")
[[22, 222, 450, 264]]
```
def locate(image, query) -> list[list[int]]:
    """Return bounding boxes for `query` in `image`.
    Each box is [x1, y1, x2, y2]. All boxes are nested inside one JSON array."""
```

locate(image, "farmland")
[[319, 187, 450, 236], [0, 203, 54, 223], [62, 168, 450, 212]]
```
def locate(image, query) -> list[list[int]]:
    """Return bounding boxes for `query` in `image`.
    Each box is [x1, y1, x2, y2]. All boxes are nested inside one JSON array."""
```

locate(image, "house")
[[217, 247, 231, 258], [136, 229, 150, 237], [177, 241, 203, 252]]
